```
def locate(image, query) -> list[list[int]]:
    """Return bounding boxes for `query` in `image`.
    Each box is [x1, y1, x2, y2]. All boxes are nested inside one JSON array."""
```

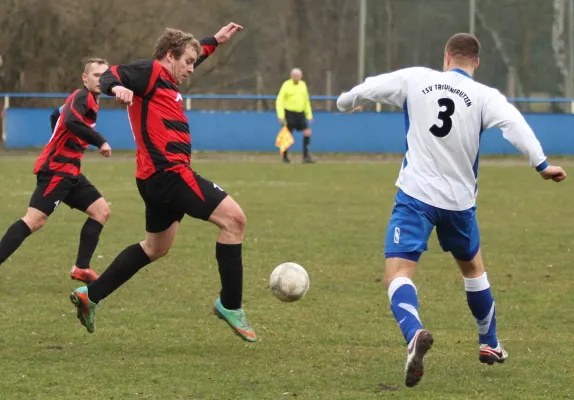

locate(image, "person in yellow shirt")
[[276, 68, 315, 163]]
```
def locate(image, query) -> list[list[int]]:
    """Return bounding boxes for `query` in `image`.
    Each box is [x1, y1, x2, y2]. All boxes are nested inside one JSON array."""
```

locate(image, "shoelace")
[[236, 309, 250, 328]]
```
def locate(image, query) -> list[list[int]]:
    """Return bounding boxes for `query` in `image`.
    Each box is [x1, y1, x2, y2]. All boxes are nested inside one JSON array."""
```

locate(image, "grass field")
[[0, 153, 573, 399]]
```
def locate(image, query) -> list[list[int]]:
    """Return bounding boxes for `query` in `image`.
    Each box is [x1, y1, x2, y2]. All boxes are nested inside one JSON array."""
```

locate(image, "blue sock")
[[464, 272, 498, 348], [388, 277, 423, 343]]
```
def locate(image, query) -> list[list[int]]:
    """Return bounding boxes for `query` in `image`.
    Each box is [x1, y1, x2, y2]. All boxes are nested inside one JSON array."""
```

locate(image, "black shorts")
[[285, 110, 308, 132], [136, 167, 228, 233], [29, 173, 102, 216]]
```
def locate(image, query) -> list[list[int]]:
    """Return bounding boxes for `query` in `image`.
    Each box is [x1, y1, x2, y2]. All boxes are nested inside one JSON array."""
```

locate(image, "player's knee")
[[210, 197, 246, 237], [218, 207, 246, 237], [152, 247, 170, 260], [141, 242, 170, 261], [88, 200, 111, 224], [304, 129, 312, 137], [384, 271, 400, 288], [383, 276, 392, 288], [22, 214, 47, 233], [228, 208, 246, 233], [98, 204, 111, 224]]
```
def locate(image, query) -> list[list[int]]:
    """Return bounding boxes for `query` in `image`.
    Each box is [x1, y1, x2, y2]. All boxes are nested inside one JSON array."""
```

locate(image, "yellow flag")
[[275, 126, 294, 154]]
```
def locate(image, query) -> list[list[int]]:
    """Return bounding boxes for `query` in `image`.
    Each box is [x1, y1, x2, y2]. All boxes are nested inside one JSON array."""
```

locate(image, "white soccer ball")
[[269, 262, 310, 302]]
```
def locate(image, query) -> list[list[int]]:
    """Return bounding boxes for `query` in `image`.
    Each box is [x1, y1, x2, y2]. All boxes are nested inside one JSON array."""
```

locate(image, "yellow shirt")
[[275, 79, 313, 120]]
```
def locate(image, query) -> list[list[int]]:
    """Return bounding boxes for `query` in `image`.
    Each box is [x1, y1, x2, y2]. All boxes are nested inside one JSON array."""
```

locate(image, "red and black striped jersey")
[[34, 87, 107, 177], [99, 37, 218, 180]]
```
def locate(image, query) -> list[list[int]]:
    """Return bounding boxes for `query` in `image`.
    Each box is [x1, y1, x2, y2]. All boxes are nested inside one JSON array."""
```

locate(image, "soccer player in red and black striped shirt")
[[0, 59, 112, 284], [70, 23, 257, 342]]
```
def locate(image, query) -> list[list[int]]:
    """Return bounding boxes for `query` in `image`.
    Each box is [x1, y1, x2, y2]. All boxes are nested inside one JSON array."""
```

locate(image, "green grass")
[[0, 154, 572, 399]]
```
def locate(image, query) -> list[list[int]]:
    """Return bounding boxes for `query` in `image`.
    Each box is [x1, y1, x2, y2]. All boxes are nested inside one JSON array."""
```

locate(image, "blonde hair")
[[83, 58, 108, 74]]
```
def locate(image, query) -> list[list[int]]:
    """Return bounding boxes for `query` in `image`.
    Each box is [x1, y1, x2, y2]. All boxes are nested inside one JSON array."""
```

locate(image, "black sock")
[[87, 243, 151, 303], [283, 150, 289, 160], [0, 220, 32, 265], [216, 242, 243, 310], [75, 218, 103, 269], [303, 136, 310, 157]]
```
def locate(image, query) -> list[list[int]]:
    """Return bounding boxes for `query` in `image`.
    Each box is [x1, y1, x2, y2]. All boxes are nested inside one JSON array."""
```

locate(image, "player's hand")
[[308, 118, 313, 123], [278, 118, 285, 125], [539, 165, 567, 182], [99, 142, 112, 158], [112, 86, 133, 106], [214, 22, 244, 44]]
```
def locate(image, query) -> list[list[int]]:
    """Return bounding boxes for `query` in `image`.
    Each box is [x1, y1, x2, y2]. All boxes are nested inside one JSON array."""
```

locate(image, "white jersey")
[[337, 67, 547, 211]]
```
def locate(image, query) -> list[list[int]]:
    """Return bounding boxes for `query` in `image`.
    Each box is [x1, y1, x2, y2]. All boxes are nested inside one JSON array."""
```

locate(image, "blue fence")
[[3, 94, 574, 155]]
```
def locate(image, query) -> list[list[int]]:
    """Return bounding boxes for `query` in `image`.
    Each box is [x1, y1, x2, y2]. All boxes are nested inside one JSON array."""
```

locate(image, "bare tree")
[[552, 0, 569, 96], [0, 0, 563, 112]]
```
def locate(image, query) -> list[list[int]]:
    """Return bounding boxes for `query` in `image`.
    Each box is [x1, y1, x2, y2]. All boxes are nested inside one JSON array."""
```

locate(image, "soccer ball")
[[269, 262, 310, 302]]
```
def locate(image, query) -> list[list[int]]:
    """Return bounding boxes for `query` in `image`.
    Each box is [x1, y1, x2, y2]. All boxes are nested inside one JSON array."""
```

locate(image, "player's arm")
[[193, 37, 218, 68], [337, 67, 425, 112], [63, 91, 107, 148], [482, 91, 566, 182], [100, 59, 154, 100], [194, 23, 244, 68], [49, 105, 63, 132], [304, 83, 313, 121], [276, 82, 287, 121]]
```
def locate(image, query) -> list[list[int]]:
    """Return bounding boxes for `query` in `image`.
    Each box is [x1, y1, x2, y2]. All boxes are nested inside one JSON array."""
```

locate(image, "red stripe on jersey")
[[202, 44, 216, 57], [34, 148, 51, 174], [57, 146, 84, 160], [128, 98, 158, 180], [87, 91, 95, 110], [145, 62, 163, 96], [49, 159, 80, 175], [167, 131, 191, 143], [43, 175, 64, 197], [110, 65, 121, 81]]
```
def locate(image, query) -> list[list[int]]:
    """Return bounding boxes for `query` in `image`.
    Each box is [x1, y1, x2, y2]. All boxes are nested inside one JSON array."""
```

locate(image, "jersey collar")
[[157, 61, 177, 85], [450, 68, 473, 79]]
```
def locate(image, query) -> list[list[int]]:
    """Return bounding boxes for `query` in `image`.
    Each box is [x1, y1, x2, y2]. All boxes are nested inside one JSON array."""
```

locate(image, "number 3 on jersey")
[[430, 98, 455, 137]]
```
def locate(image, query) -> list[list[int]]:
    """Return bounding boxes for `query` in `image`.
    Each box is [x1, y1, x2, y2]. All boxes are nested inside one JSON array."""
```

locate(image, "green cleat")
[[213, 298, 256, 342], [69, 286, 98, 333]]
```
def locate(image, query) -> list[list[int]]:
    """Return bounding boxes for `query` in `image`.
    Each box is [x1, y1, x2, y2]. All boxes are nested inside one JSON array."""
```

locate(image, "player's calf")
[[384, 256, 432, 387], [85, 243, 153, 305], [72, 217, 104, 273], [455, 252, 506, 366], [0, 209, 45, 265], [71, 199, 111, 282], [302, 129, 315, 163], [209, 197, 248, 318], [464, 272, 499, 344]]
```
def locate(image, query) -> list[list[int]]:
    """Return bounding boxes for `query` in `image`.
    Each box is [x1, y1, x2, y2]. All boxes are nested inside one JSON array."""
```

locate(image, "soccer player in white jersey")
[[337, 33, 567, 388]]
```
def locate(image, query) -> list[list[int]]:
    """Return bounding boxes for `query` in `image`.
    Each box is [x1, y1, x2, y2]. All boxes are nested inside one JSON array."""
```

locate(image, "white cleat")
[[479, 342, 508, 365], [404, 329, 434, 388]]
